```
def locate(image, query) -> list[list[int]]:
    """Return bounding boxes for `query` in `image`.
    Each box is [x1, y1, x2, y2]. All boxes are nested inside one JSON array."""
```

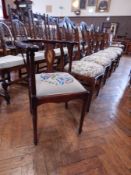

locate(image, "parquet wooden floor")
[[0, 56, 131, 175]]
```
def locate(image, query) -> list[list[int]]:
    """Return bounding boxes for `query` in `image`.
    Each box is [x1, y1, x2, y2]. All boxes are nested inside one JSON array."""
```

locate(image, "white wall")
[[32, 0, 131, 16]]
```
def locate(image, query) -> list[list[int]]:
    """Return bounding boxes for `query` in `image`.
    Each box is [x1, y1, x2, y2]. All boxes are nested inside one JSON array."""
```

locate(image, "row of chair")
[[0, 12, 124, 144], [14, 35, 123, 144]]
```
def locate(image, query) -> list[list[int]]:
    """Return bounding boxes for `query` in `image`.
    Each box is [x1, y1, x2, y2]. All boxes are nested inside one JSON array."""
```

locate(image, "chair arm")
[[15, 41, 39, 52], [21, 39, 78, 46]]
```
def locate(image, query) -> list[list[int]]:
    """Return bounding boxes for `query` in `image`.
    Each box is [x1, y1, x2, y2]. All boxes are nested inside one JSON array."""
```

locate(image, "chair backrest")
[[61, 17, 81, 60], [57, 18, 67, 41], [47, 16, 60, 40], [0, 21, 15, 55], [80, 21, 89, 41], [11, 19, 28, 41], [101, 32, 110, 49], [80, 22, 95, 55], [32, 13, 45, 39], [8, 5, 35, 39]]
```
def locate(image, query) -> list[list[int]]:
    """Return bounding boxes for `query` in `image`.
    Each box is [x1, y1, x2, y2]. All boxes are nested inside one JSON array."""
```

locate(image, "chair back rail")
[[0, 21, 16, 55]]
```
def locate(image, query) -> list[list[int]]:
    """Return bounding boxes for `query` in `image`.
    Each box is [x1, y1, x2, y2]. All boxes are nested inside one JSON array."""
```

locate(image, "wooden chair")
[[74, 23, 112, 85], [86, 29, 122, 77], [15, 40, 89, 145], [0, 21, 30, 103], [60, 18, 105, 111]]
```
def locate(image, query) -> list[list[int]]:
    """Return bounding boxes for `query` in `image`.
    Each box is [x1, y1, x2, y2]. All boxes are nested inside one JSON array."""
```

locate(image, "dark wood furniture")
[[60, 17, 104, 111], [15, 40, 89, 145]]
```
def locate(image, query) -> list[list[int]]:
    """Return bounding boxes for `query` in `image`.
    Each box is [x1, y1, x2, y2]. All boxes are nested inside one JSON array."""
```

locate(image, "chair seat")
[[93, 52, 115, 61], [103, 51, 118, 58], [106, 47, 123, 55], [36, 72, 86, 98], [0, 55, 24, 69], [64, 61, 105, 78], [81, 55, 111, 67], [95, 51, 117, 61], [0, 52, 45, 70]]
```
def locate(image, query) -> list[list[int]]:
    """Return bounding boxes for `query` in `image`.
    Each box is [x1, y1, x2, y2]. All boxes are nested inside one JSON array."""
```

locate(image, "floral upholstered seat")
[[106, 47, 123, 55], [65, 61, 105, 78], [95, 51, 118, 61], [35, 72, 87, 98], [81, 55, 111, 67]]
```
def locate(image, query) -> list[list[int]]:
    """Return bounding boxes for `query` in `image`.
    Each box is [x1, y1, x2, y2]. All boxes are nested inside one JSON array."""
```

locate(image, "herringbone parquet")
[[0, 56, 131, 175]]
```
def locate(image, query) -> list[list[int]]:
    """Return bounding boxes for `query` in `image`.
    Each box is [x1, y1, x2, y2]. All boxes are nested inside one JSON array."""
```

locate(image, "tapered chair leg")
[[7, 71, 11, 82], [115, 56, 121, 69], [78, 98, 88, 134], [86, 82, 95, 112], [29, 90, 33, 114], [96, 76, 103, 96], [103, 67, 109, 85], [109, 62, 114, 77], [86, 92, 93, 112], [32, 107, 38, 145]]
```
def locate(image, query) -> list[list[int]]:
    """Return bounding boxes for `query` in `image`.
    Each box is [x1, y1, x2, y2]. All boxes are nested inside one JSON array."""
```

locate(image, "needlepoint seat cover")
[[36, 72, 87, 98], [81, 55, 111, 67], [64, 61, 105, 78]]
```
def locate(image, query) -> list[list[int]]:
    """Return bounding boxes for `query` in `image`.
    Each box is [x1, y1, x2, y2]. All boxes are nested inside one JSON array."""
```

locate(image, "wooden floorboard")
[[0, 56, 131, 175]]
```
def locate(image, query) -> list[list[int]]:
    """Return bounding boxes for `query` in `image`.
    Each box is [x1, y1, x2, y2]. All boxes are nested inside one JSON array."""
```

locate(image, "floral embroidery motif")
[[65, 61, 104, 78], [40, 73, 74, 85], [82, 55, 111, 67]]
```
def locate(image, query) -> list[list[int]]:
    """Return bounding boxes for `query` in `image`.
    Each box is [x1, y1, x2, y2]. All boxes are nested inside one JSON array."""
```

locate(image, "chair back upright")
[[62, 17, 81, 60], [0, 21, 16, 56], [12, 19, 28, 41], [80, 21, 94, 56], [93, 31, 102, 53], [101, 32, 110, 49], [33, 13, 45, 39]]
